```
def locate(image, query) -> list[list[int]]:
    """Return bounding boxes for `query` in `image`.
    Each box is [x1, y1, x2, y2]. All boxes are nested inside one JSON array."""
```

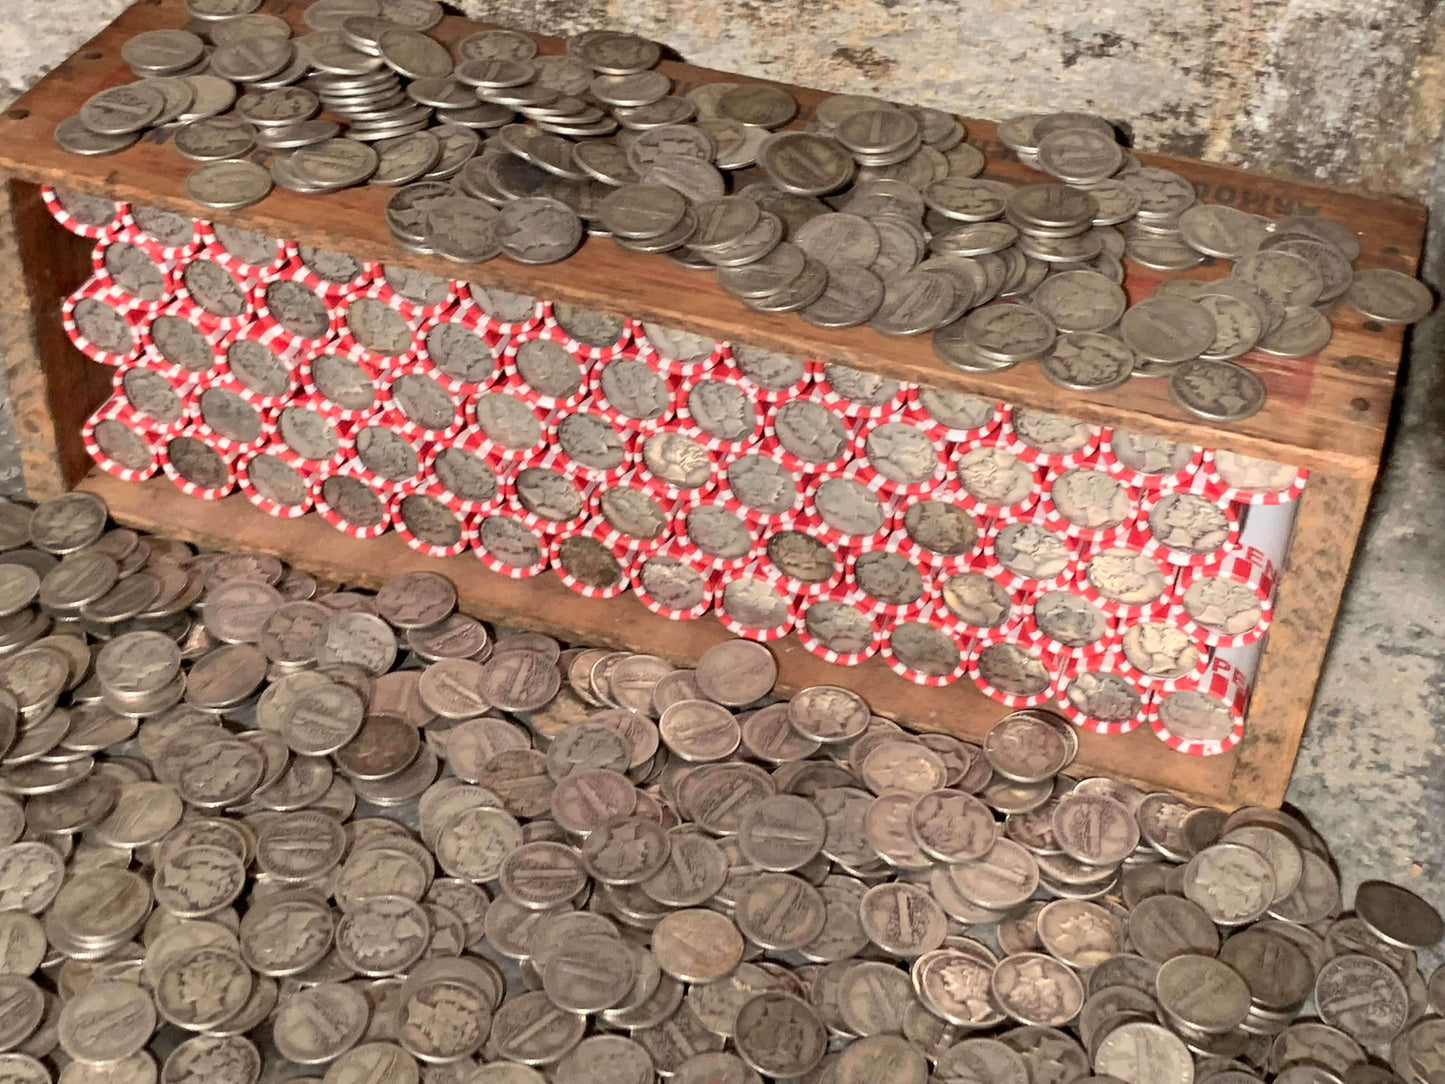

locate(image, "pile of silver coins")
[[0, 489, 1441, 1084], [51, 0, 1436, 422]]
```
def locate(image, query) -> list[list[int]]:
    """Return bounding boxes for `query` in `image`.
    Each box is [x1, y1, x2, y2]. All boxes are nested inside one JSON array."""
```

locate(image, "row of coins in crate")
[[50, 189, 1301, 754]]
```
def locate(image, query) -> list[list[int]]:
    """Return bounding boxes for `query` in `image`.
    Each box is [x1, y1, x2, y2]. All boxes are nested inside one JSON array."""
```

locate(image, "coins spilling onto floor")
[[0, 489, 1439, 1082], [52, 0, 1436, 426]]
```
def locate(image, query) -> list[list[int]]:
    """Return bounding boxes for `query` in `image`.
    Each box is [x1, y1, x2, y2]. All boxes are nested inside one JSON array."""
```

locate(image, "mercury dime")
[[1345, 267, 1435, 324], [1169, 359, 1266, 423]]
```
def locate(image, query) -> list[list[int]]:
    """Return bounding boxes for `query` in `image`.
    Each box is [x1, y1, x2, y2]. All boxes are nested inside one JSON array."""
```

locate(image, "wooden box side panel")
[[0, 177, 113, 498]]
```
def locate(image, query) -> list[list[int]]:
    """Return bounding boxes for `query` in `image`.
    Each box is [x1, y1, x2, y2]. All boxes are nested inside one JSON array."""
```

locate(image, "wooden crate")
[[0, 0, 1423, 809]]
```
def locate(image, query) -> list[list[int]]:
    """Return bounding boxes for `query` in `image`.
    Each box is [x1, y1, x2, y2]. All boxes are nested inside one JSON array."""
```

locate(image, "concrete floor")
[[3, 2, 1443, 915]]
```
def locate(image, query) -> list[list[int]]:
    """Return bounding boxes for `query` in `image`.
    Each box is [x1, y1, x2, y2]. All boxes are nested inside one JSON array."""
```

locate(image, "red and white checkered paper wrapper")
[[951, 434, 1043, 520], [715, 561, 798, 643], [389, 483, 478, 558], [583, 469, 677, 558], [1056, 650, 1152, 734], [1113, 604, 1209, 690], [159, 430, 238, 501], [794, 587, 882, 666], [722, 351, 819, 404], [760, 393, 857, 477], [297, 351, 384, 422], [631, 543, 715, 621], [192, 386, 276, 457], [757, 512, 846, 599], [672, 499, 761, 573], [802, 469, 895, 553], [114, 207, 207, 262], [880, 605, 972, 686], [548, 410, 637, 488], [139, 300, 228, 383], [376, 362, 467, 441], [334, 281, 423, 368], [266, 393, 355, 471], [587, 350, 679, 435], [997, 405, 1101, 469], [846, 538, 934, 621], [338, 418, 429, 493], [496, 325, 592, 412], [63, 276, 146, 370], [1019, 588, 1121, 661], [199, 229, 296, 284], [632, 424, 722, 504], [1173, 545, 1277, 648], [889, 488, 987, 575], [215, 324, 305, 408], [1138, 477, 1241, 569], [167, 256, 255, 334], [929, 559, 1027, 643], [627, 319, 728, 380], [1096, 427, 1204, 492], [716, 448, 807, 528], [1074, 525, 1182, 617], [420, 435, 513, 516], [369, 268, 459, 324], [411, 301, 506, 397], [1147, 657, 1249, 756], [474, 506, 552, 579], [112, 364, 196, 438], [249, 271, 342, 355], [968, 633, 1061, 709], [676, 370, 765, 456], [814, 366, 909, 421], [464, 381, 555, 466], [456, 283, 545, 338], [313, 461, 394, 539], [42, 185, 124, 239], [280, 249, 375, 300], [849, 419, 949, 499], [1038, 466, 1140, 546], [82, 399, 160, 482], [236, 450, 317, 519], [510, 448, 597, 534], [980, 509, 1080, 595], [540, 301, 631, 363], [549, 530, 633, 600], [901, 386, 1004, 444], [1201, 449, 1310, 506]]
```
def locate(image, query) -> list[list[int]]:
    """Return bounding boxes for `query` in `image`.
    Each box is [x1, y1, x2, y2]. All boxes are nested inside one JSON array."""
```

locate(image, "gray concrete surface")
[[3, 1, 1443, 913]]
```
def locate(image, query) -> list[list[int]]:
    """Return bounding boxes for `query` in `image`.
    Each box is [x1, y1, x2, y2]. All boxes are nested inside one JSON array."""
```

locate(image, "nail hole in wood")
[[8, 109, 28, 121], [1350, 397, 1371, 412], [82, 51, 102, 60]]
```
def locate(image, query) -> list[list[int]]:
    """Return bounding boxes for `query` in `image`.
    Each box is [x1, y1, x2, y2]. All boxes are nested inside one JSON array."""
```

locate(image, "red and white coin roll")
[[63, 277, 145, 367], [723, 344, 818, 404], [459, 282, 545, 338], [1038, 466, 1139, 547], [814, 363, 909, 421], [82, 399, 160, 482], [284, 245, 375, 300], [951, 433, 1042, 520], [1147, 657, 1250, 757], [549, 530, 633, 600], [997, 405, 1100, 470], [634, 424, 722, 504], [390, 483, 477, 558], [715, 447, 807, 528], [672, 499, 761, 574], [116, 205, 207, 262], [237, 449, 317, 519], [249, 270, 342, 355], [341, 417, 428, 493], [112, 364, 196, 439], [1202, 448, 1309, 506], [474, 506, 553, 580], [850, 419, 949, 498], [168, 254, 255, 333], [42, 185, 124, 239], [794, 587, 881, 667], [880, 606, 971, 686], [1074, 526, 1180, 617], [497, 325, 592, 412], [980, 509, 1080, 596], [377, 362, 467, 441], [588, 351, 678, 434], [800, 470, 895, 553], [901, 385, 1003, 444], [466, 380, 554, 466], [1174, 545, 1276, 649], [1114, 605, 1209, 690], [158, 430, 237, 501], [369, 265, 458, 324], [540, 300, 631, 363], [846, 539, 933, 621], [1021, 587, 1121, 661], [200, 224, 295, 283], [299, 349, 384, 422], [421, 435, 512, 516], [334, 281, 422, 368], [90, 235, 173, 314], [549, 409, 637, 489], [760, 393, 856, 477], [1096, 427, 1203, 492], [757, 513, 846, 599], [930, 560, 1026, 643], [1056, 651, 1151, 735], [968, 633, 1060, 709], [631, 543, 715, 621], [139, 301, 228, 383], [586, 470, 678, 559], [411, 300, 506, 396], [890, 487, 987, 575], [510, 449, 597, 534], [215, 324, 305, 408], [675, 370, 765, 457], [192, 385, 276, 457], [313, 461, 393, 539], [715, 562, 797, 643], [267, 393, 353, 471], [1138, 477, 1240, 568], [627, 318, 726, 380]]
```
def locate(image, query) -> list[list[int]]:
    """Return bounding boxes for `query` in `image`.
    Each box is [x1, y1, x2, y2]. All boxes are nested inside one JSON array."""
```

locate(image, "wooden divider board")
[[0, 0, 1423, 808]]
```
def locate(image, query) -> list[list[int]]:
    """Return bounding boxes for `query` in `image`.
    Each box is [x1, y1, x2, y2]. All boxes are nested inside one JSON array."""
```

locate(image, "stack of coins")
[[47, 2, 1439, 424], [0, 489, 1440, 1084], [51, 186, 1313, 748]]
